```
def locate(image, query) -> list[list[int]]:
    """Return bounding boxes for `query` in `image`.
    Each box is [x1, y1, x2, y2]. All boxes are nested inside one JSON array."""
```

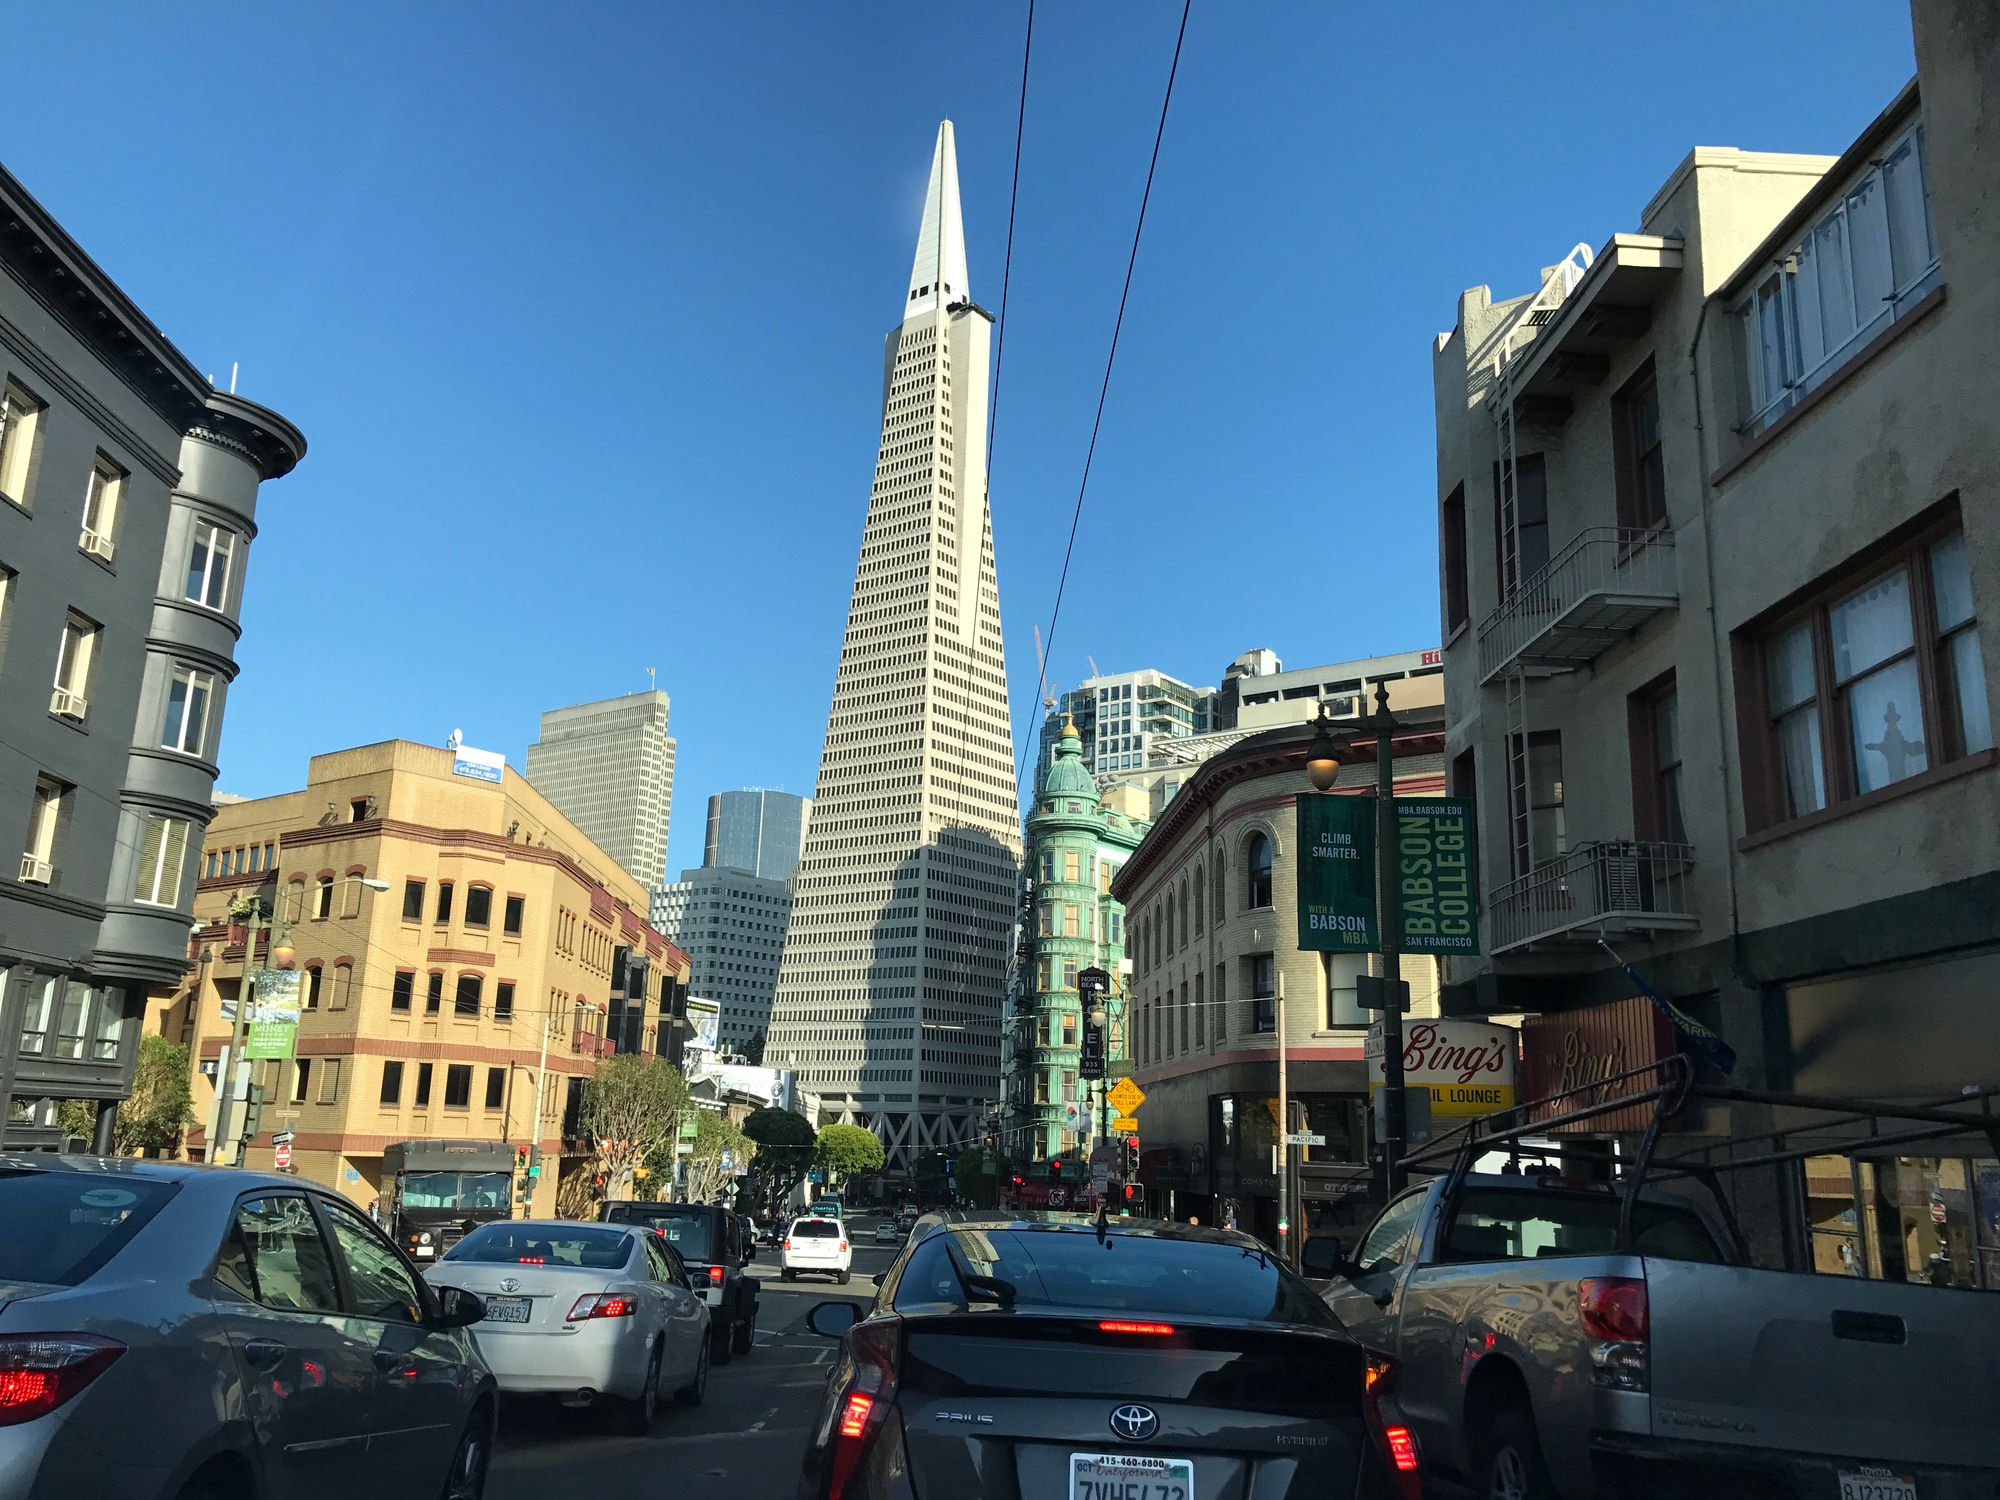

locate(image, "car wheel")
[[440, 1412, 491, 1500], [609, 1345, 661, 1436], [711, 1316, 735, 1366], [837, 1269, 851, 1285], [781, 1267, 795, 1281], [1479, 1404, 1558, 1500], [675, 1336, 709, 1407], [731, 1308, 755, 1356]]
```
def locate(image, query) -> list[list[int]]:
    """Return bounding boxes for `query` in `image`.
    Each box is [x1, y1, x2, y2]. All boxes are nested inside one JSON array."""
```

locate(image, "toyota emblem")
[[499, 1277, 520, 1293], [1109, 1404, 1159, 1442]]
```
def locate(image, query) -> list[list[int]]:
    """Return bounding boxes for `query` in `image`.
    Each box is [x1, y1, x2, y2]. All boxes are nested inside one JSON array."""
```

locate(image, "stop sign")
[[274, 1142, 293, 1170]]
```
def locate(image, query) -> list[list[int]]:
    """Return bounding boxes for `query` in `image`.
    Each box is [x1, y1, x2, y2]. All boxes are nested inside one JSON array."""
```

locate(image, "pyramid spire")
[[904, 120, 968, 322]]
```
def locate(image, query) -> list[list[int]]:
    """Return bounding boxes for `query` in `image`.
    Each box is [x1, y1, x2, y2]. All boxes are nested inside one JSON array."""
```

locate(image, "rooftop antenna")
[[646, 666, 656, 693], [229, 362, 239, 395], [1033, 624, 1049, 714], [1087, 654, 1100, 685]]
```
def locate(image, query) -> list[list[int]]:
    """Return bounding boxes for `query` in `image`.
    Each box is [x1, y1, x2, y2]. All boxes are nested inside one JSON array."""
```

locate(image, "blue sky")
[[7, 3, 1915, 878]]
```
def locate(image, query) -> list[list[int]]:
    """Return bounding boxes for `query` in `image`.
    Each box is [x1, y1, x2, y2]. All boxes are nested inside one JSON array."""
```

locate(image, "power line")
[[1013, 0, 1194, 796], [982, 0, 1035, 490]]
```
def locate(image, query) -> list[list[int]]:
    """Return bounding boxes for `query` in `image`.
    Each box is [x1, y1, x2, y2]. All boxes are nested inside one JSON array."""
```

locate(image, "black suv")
[[601, 1200, 759, 1361]]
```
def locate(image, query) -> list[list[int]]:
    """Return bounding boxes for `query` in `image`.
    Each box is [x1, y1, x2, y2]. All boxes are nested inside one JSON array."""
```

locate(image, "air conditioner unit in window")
[[79, 529, 115, 563], [19, 854, 52, 885], [49, 688, 88, 720]]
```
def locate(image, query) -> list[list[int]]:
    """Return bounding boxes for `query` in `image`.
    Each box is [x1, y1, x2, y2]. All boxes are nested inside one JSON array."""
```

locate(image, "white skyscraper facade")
[[524, 692, 675, 888], [766, 122, 1021, 1164]]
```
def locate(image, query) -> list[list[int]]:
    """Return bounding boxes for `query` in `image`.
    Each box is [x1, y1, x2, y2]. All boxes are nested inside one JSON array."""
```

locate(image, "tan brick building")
[[155, 740, 688, 1216]]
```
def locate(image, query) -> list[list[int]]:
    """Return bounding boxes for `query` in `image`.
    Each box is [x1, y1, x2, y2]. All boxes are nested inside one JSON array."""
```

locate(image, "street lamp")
[[526, 998, 604, 1211], [215, 877, 391, 1165], [1307, 686, 1410, 1200]]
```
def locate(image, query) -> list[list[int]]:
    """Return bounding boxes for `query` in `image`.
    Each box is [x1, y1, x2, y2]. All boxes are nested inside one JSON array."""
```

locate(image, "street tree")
[[743, 1106, 814, 1213], [582, 1053, 690, 1200], [52, 1040, 197, 1157], [814, 1122, 885, 1187], [682, 1109, 750, 1203]]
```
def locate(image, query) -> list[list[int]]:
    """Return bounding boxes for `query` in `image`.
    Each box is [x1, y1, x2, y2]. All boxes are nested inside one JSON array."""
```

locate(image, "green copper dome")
[[1039, 717, 1100, 803]]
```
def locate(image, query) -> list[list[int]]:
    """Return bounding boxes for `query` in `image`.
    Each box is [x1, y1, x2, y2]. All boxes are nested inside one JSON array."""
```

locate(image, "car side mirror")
[[806, 1300, 861, 1339], [1300, 1237, 1349, 1280], [430, 1285, 485, 1329]]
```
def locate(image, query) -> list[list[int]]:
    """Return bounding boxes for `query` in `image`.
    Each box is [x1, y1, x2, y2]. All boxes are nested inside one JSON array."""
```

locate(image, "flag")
[[1625, 965, 1736, 1074]]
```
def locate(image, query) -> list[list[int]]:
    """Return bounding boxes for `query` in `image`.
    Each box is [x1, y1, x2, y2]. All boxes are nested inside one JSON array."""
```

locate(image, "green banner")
[[244, 968, 302, 1060], [1297, 795, 1376, 951], [1394, 798, 1479, 954]]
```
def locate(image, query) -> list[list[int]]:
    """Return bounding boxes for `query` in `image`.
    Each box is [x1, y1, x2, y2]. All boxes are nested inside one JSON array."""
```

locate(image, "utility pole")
[[1369, 682, 1409, 1197], [1276, 976, 1291, 1264], [213, 897, 267, 1166]]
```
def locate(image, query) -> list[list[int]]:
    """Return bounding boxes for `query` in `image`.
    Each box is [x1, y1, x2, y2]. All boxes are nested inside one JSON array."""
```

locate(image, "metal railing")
[[1477, 526, 1678, 682], [1489, 839, 1697, 954], [571, 1030, 615, 1058]]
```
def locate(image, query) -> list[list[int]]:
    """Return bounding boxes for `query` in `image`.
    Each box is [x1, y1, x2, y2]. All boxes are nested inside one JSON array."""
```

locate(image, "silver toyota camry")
[[0, 1153, 496, 1500]]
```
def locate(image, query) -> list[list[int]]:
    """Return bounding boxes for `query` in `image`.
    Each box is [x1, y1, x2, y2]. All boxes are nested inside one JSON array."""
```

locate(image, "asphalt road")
[[486, 1224, 903, 1499]]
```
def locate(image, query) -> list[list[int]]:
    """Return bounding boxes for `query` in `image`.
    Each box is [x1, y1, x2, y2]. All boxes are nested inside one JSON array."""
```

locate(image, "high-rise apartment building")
[[703, 788, 811, 881], [0, 163, 306, 1147], [652, 867, 793, 1054], [524, 691, 674, 888], [1038, 669, 1217, 781], [766, 122, 1021, 1164]]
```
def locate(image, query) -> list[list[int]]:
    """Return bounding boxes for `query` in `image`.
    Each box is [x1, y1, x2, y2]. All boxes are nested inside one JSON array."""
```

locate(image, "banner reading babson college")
[[1297, 795, 1376, 952], [1394, 798, 1478, 954]]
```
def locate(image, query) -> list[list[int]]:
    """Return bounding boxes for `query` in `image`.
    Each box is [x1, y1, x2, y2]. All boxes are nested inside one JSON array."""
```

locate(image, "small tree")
[[682, 1110, 750, 1203], [582, 1053, 690, 1200], [741, 1030, 767, 1065], [122, 1036, 195, 1156], [815, 1122, 885, 1188], [743, 1106, 815, 1214]]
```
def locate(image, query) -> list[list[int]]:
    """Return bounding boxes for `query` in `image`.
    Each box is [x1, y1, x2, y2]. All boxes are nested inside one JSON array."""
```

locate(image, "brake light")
[[827, 1320, 897, 1500], [1383, 1426, 1419, 1472], [515, 1256, 546, 1264], [783, 1238, 792, 1251], [1578, 1278, 1648, 1342], [567, 1294, 636, 1321], [1097, 1320, 1176, 1336], [708, 1265, 725, 1285], [0, 1335, 125, 1427], [839, 1241, 849, 1252], [1580, 1277, 1650, 1391], [1361, 1352, 1420, 1500]]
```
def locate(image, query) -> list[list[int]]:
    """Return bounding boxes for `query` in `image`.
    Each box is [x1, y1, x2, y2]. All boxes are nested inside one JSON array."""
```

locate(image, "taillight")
[[783, 1238, 792, 1251], [1361, 1352, 1421, 1500], [838, 1241, 849, 1253], [567, 1294, 636, 1321], [1579, 1277, 1650, 1392], [826, 1320, 897, 1500], [0, 1335, 125, 1427], [708, 1265, 725, 1284], [1098, 1320, 1176, 1336]]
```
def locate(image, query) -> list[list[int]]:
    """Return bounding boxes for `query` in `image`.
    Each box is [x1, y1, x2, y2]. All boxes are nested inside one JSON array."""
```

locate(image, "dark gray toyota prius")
[[797, 1215, 1418, 1500]]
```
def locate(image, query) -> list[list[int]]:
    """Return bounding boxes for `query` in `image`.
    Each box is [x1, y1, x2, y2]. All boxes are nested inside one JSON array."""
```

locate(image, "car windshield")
[[792, 1219, 840, 1238], [898, 1228, 1339, 1325], [400, 1170, 511, 1210], [605, 1205, 714, 1261], [0, 1169, 176, 1286], [443, 1224, 632, 1269]]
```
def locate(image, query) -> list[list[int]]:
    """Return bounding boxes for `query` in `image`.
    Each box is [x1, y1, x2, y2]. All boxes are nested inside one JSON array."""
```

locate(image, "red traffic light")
[[1011, 1176, 1024, 1186], [515, 1146, 529, 1166], [1127, 1136, 1140, 1148], [1049, 1160, 1063, 1175]]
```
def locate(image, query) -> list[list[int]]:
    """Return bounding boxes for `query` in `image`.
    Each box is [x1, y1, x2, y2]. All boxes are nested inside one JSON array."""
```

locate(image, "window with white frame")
[[23, 775, 66, 882], [132, 814, 192, 906], [80, 455, 123, 559], [1736, 122, 1939, 434], [52, 613, 99, 719], [163, 664, 214, 756], [0, 379, 45, 509], [185, 521, 236, 611]]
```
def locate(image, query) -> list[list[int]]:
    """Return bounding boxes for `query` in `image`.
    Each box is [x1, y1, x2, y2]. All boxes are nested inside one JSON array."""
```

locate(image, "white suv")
[[781, 1216, 851, 1284]]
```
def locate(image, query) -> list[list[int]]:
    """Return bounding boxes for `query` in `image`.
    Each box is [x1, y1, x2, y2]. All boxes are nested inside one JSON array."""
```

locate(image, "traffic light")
[[515, 1145, 530, 1169], [1049, 1160, 1064, 1177]]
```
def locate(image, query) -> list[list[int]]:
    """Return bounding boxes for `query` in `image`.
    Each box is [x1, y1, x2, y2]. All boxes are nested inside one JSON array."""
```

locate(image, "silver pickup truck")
[[1307, 1168, 2000, 1500]]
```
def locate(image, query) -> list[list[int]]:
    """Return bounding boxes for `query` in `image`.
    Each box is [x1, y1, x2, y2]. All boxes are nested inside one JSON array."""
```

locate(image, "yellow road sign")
[[1112, 1115, 1141, 1134], [1107, 1077, 1146, 1116]]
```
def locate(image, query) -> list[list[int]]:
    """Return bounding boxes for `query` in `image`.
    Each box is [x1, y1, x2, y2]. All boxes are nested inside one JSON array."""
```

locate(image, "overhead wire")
[[1012, 0, 1195, 798]]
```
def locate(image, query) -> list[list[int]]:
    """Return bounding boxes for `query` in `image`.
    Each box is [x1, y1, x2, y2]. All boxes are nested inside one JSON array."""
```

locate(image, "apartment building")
[[1433, 0, 1997, 1284], [158, 740, 688, 1215], [1111, 712, 1446, 1244], [0, 162, 305, 1146]]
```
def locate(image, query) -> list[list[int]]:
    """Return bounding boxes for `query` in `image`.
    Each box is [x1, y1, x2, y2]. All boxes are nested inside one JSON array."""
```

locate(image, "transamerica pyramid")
[[766, 122, 1022, 1167]]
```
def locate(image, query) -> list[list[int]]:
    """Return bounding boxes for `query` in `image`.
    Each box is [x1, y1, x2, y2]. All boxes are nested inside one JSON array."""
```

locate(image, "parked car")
[[426, 1220, 708, 1432], [782, 1217, 852, 1283], [0, 1153, 495, 1500], [1306, 1073, 2000, 1500], [600, 1200, 759, 1362], [797, 1215, 1412, 1500]]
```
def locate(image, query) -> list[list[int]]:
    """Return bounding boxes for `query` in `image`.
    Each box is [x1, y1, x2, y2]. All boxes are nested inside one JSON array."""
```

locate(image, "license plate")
[[1070, 1452, 1193, 1500], [1839, 1471, 1917, 1500], [483, 1296, 531, 1324], [414, 1245, 435, 1258]]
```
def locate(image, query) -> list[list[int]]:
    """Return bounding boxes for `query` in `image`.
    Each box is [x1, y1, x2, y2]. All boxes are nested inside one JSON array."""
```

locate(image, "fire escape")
[[1472, 238, 1697, 956]]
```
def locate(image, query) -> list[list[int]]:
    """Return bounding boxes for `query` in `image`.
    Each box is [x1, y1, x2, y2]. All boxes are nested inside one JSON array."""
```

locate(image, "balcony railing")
[[572, 1031, 616, 1058], [1478, 527, 1678, 684], [1489, 840, 1698, 955]]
